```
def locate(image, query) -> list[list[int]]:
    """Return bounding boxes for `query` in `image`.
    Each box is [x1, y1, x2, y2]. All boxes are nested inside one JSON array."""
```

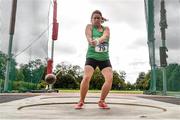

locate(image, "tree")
[[142, 71, 150, 90], [0, 51, 17, 81], [119, 70, 126, 82], [90, 68, 104, 90], [126, 81, 135, 90], [135, 72, 148, 90], [112, 70, 126, 90], [0, 51, 7, 80], [19, 59, 45, 83], [54, 63, 82, 89], [54, 74, 79, 89]]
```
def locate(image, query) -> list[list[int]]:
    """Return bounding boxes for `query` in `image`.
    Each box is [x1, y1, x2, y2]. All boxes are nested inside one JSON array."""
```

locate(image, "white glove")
[[95, 39, 100, 45]]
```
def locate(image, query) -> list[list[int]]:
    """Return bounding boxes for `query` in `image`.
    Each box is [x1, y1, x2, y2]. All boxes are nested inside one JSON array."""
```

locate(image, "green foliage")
[[166, 64, 180, 91], [156, 68, 163, 91], [135, 72, 150, 90], [112, 70, 126, 90], [12, 81, 38, 92], [135, 63, 180, 91], [2, 48, 180, 92], [54, 63, 82, 89], [54, 64, 127, 90], [151, 63, 180, 91], [18, 59, 45, 84], [143, 72, 150, 90], [15, 69, 25, 81], [126, 82, 135, 90], [0, 79, 4, 92], [90, 68, 104, 90], [135, 72, 145, 90], [0, 51, 46, 91], [0, 51, 17, 81], [0, 51, 7, 80], [37, 80, 47, 89], [54, 74, 79, 89]]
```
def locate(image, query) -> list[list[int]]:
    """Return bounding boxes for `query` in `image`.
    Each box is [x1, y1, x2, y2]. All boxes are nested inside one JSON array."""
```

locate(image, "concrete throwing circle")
[[17, 100, 166, 119]]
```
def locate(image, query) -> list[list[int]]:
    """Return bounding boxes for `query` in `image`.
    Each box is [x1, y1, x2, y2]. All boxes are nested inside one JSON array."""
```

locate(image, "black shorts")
[[85, 58, 112, 71]]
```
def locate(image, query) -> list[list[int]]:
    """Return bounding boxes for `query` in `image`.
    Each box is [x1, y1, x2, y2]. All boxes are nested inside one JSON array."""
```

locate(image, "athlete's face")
[[91, 13, 102, 26]]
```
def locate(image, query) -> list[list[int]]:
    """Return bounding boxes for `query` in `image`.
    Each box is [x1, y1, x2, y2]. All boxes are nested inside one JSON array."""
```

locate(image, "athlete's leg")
[[79, 65, 94, 102], [75, 65, 94, 109], [100, 67, 113, 101]]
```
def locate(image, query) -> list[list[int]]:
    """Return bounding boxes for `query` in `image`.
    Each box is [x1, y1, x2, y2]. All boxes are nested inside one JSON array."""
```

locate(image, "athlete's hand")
[[95, 39, 100, 45], [89, 40, 97, 46]]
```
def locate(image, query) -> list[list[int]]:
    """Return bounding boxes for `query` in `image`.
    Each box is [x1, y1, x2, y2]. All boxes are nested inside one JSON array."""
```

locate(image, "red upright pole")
[[52, 0, 59, 41], [47, 0, 59, 74], [47, 59, 53, 74]]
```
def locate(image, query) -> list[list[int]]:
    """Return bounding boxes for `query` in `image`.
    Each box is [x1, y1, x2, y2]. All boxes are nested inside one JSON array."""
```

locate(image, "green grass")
[[155, 91, 180, 97], [58, 89, 143, 94], [110, 90, 143, 94]]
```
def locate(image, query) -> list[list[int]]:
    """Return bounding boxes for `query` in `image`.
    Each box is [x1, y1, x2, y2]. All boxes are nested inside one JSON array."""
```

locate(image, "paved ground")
[[0, 93, 180, 120], [0, 94, 38, 103], [139, 95, 180, 105]]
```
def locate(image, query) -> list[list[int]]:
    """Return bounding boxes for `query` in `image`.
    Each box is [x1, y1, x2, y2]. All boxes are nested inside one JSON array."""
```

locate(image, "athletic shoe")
[[74, 101, 84, 109], [98, 100, 110, 109]]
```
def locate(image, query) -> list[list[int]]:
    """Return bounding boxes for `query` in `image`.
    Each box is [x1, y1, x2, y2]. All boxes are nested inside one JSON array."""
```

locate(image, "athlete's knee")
[[82, 75, 91, 83], [107, 72, 113, 80], [107, 79, 113, 84]]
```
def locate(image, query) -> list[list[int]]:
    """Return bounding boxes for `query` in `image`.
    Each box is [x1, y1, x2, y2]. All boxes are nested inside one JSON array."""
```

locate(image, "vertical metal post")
[[160, 0, 168, 95], [145, 0, 156, 93], [162, 68, 167, 95], [51, 40, 54, 61], [47, 0, 58, 90], [4, 0, 17, 92], [50, 41, 54, 89], [51, 0, 58, 67]]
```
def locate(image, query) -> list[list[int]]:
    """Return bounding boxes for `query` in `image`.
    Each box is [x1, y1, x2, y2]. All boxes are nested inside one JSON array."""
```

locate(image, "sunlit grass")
[[58, 89, 143, 94]]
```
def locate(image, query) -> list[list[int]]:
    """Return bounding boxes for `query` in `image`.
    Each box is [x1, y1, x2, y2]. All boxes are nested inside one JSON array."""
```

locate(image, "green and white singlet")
[[86, 25, 110, 61]]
